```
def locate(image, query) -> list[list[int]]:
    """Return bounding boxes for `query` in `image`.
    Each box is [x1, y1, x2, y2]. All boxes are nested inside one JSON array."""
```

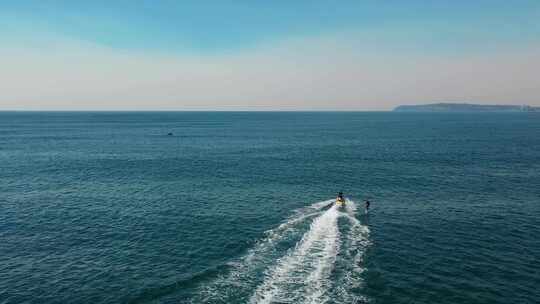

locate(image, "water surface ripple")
[[1, 112, 539, 304]]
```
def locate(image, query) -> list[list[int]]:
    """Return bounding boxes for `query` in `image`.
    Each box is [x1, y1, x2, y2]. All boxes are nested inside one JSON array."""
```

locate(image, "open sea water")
[[1, 111, 539, 304]]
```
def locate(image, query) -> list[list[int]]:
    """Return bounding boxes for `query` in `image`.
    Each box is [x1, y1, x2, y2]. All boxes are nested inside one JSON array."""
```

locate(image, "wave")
[[192, 199, 370, 304]]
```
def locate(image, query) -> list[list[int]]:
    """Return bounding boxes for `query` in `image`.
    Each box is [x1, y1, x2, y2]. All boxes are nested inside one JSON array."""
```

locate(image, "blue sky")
[[1, 1, 539, 110], [3, 0, 539, 52]]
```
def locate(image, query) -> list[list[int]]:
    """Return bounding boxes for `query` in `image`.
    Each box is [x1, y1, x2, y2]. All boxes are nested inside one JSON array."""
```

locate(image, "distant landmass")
[[394, 103, 539, 112]]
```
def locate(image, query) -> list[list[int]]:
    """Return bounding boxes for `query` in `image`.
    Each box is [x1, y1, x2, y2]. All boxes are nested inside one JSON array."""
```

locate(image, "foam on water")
[[194, 199, 370, 304], [333, 209, 371, 304], [232, 199, 333, 269]]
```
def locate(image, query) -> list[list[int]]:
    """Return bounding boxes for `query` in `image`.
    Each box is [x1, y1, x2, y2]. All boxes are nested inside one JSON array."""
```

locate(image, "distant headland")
[[393, 103, 539, 112]]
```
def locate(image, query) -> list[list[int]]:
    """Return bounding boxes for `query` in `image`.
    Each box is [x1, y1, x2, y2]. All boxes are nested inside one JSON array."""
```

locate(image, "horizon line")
[[0, 109, 393, 112]]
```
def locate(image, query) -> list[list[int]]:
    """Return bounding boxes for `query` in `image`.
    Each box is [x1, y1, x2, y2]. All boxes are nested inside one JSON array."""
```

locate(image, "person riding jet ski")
[[336, 192, 345, 205]]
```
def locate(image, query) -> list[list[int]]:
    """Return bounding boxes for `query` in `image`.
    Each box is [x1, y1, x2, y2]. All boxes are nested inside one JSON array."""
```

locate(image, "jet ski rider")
[[337, 191, 344, 202]]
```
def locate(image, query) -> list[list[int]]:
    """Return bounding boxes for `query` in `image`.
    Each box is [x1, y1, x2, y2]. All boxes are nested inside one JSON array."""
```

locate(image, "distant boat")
[[167, 132, 173, 136]]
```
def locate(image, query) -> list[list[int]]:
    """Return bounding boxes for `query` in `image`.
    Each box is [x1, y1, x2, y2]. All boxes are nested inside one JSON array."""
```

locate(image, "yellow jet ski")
[[335, 192, 345, 207]]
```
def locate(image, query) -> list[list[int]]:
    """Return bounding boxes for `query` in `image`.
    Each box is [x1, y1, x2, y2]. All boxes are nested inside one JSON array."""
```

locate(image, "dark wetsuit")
[[365, 200, 370, 210]]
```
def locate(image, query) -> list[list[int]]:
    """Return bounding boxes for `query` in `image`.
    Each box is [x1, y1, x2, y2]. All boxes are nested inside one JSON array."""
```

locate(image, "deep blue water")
[[1, 111, 539, 304]]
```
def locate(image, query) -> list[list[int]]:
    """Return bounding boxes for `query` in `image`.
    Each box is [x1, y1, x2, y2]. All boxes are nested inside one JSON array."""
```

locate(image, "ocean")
[[1, 111, 539, 304]]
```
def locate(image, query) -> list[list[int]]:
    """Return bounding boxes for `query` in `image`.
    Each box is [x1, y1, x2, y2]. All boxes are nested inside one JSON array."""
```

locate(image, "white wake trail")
[[333, 200, 371, 304], [195, 200, 333, 303], [250, 204, 341, 304], [192, 199, 371, 304]]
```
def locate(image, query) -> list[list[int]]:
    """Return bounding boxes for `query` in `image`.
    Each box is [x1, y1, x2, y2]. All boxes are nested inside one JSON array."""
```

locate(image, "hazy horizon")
[[1, 102, 538, 112], [2, 1, 539, 110]]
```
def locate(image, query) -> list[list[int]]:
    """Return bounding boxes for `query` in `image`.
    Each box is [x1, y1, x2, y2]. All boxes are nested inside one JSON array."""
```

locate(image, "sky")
[[1, 0, 539, 110]]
